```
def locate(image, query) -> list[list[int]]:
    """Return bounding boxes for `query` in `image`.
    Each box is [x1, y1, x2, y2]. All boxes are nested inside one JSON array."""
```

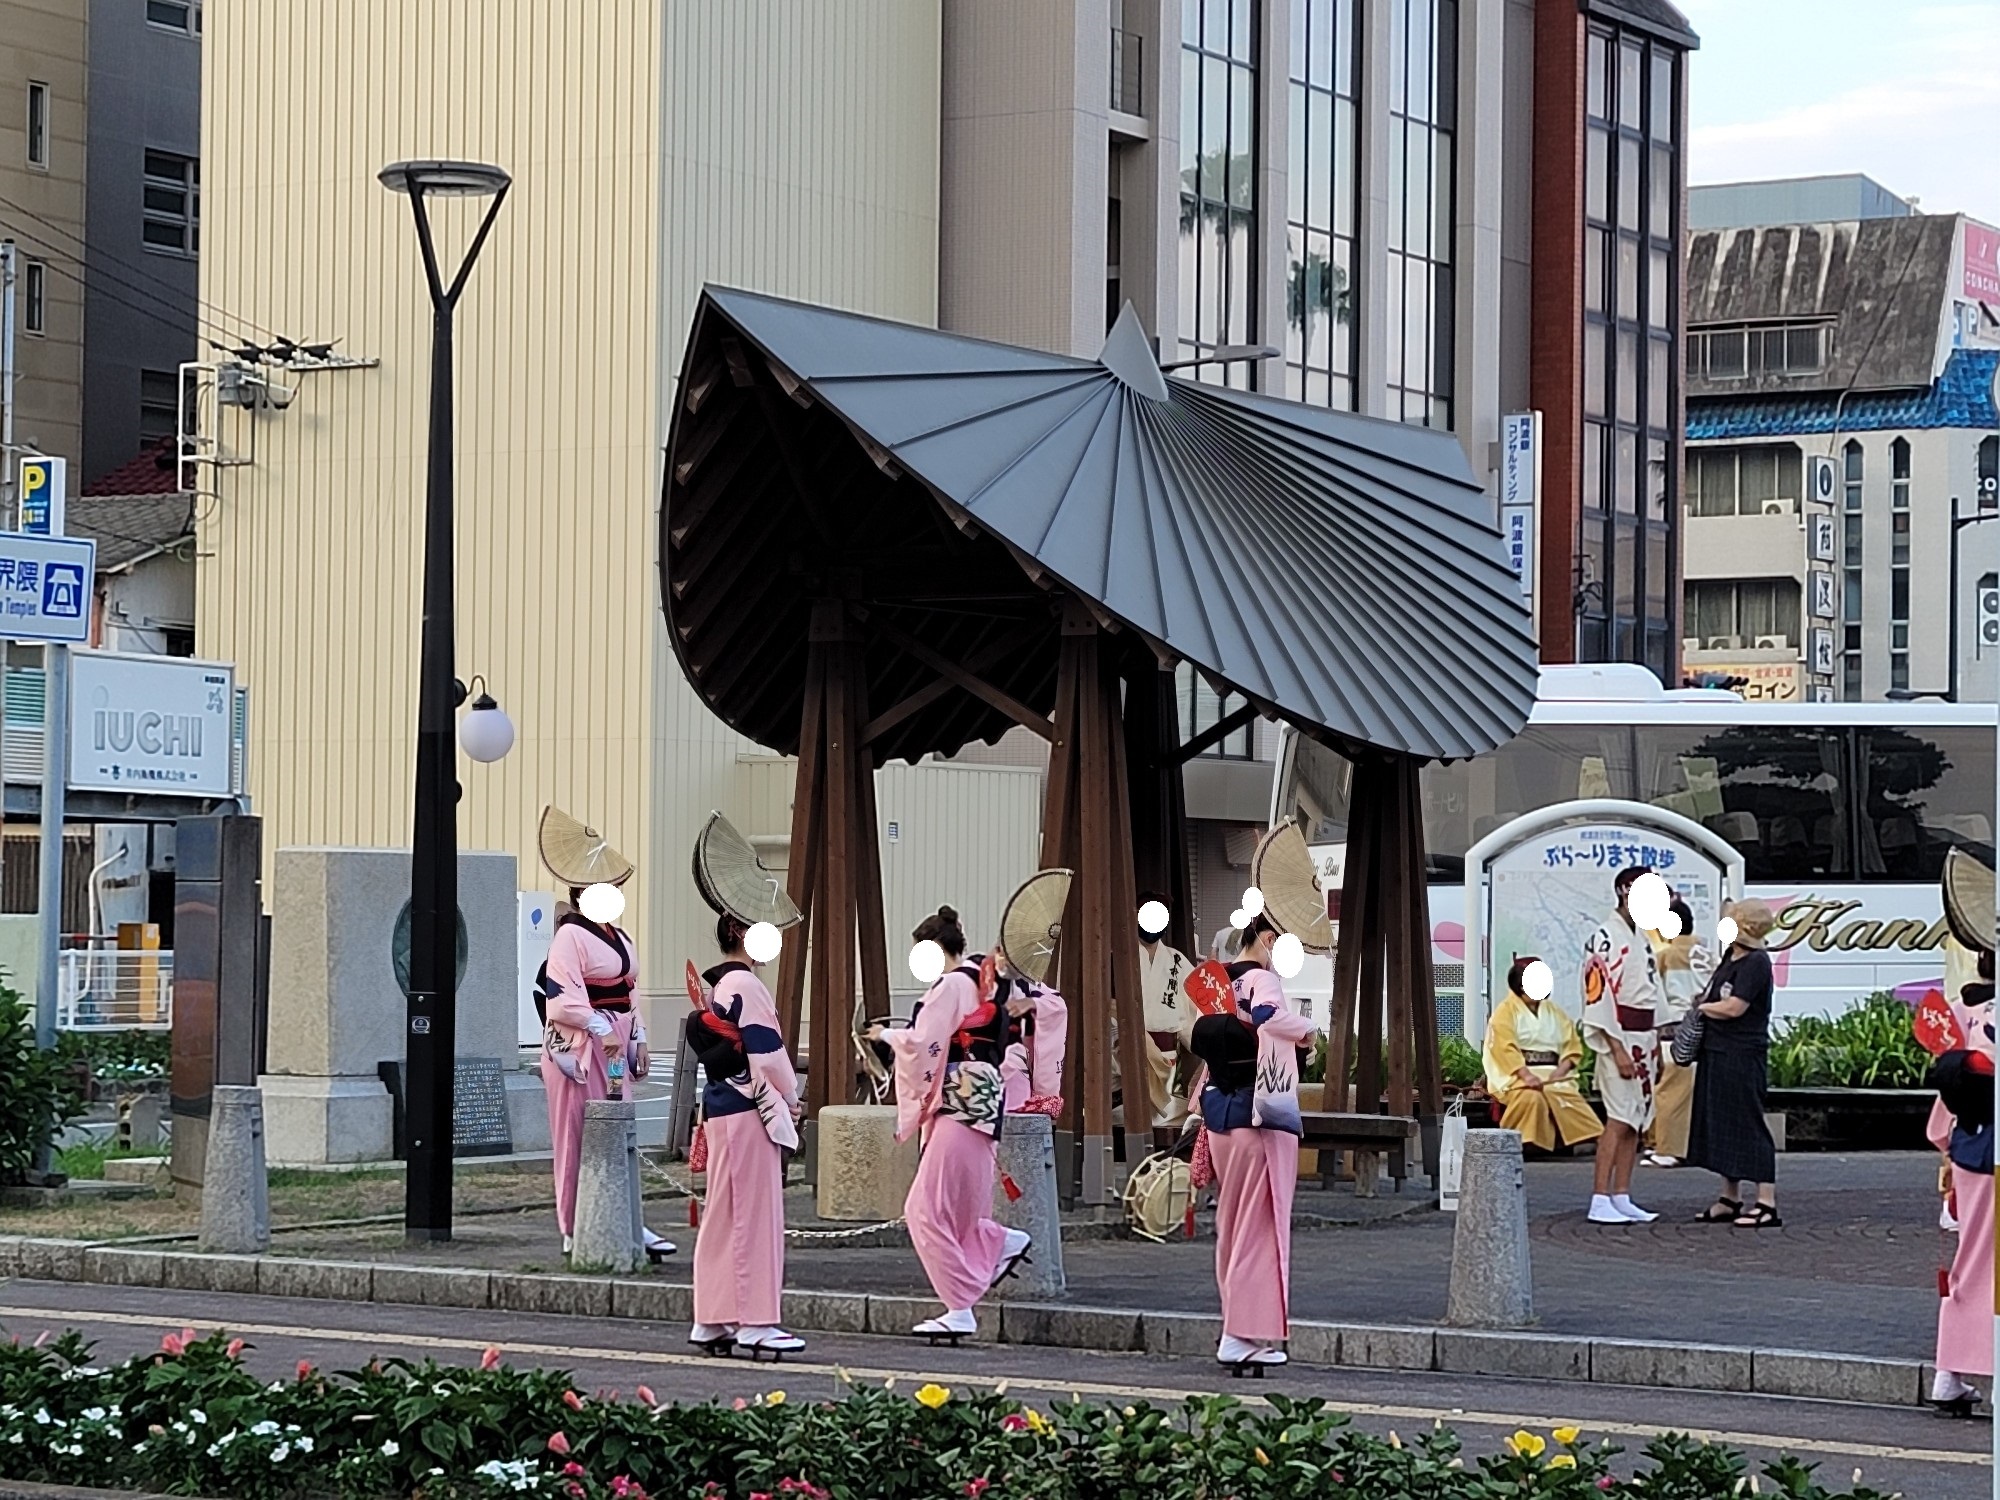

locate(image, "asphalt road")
[[0, 1281, 1989, 1499]]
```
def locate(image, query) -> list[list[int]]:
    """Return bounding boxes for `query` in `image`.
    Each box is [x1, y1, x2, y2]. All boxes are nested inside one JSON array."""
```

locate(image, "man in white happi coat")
[[1579, 864, 1663, 1224], [1137, 893, 1194, 1126]]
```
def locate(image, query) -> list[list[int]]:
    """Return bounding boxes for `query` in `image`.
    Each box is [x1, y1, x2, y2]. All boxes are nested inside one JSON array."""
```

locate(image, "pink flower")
[[31, 1331, 48, 1348], [636, 1385, 657, 1407], [1001, 1413, 1028, 1433], [225, 1338, 245, 1359], [296, 1359, 314, 1381], [732, 1397, 749, 1411], [481, 1347, 503, 1371], [547, 1431, 572, 1456], [563, 1462, 586, 1478], [965, 1479, 991, 1498], [159, 1332, 184, 1356], [564, 1389, 586, 1412], [1596, 1480, 1616, 1493]]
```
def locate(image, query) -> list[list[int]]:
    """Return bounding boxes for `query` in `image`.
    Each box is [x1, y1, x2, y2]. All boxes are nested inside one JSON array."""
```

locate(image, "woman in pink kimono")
[[1188, 912, 1318, 1371], [873, 906, 1040, 1342], [686, 912, 806, 1359], [536, 883, 675, 1264], [1927, 954, 1994, 1414]]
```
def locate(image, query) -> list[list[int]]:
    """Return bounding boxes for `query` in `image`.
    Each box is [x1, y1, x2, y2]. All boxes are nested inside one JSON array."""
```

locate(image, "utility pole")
[[2, 240, 16, 526]]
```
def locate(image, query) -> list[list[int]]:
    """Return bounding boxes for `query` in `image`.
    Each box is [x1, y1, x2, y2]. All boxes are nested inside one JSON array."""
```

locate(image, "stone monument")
[[1445, 1128, 1534, 1328], [260, 847, 547, 1164], [814, 1103, 918, 1221]]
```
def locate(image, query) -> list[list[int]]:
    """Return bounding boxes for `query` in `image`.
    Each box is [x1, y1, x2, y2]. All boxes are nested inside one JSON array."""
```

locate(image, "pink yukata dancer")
[[1927, 946, 1994, 1415], [685, 909, 807, 1360], [1187, 911, 1317, 1373], [873, 905, 1041, 1343], [533, 806, 676, 1264]]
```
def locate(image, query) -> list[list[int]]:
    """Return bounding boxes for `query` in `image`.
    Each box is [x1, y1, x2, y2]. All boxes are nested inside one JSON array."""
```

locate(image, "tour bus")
[[1267, 663, 1994, 1030]]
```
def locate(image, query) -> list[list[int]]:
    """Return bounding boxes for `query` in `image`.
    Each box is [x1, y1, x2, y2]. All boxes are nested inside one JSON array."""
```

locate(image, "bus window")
[[1636, 726, 1849, 880], [1422, 727, 1637, 872], [1858, 726, 1995, 880], [1284, 732, 1353, 846]]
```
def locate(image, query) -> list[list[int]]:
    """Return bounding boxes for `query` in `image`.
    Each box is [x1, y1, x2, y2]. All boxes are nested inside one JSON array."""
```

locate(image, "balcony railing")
[[57, 947, 175, 1031], [1111, 27, 1143, 115]]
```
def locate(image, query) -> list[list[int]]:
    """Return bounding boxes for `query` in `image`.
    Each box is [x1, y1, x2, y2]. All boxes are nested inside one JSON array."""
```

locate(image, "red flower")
[[481, 1347, 503, 1371], [296, 1359, 314, 1381], [1001, 1413, 1028, 1433], [547, 1431, 572, 1456], [225, 1338, 245, 1359], [564, 1389, 586, 1411], [965, 1479, 991, 1498], [563, 1462, 586, 1478], [1596, 1481, 1616, 1493]]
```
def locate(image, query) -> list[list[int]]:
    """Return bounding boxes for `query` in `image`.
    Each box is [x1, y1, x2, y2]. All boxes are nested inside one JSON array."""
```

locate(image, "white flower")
[[296, 1435, 314, 1454], [32, 1409, 50, 1425], [191, 1409, 208, 1424], [81, 1407, 106, 1423], [250, 1421, 279, 1437], [271, 1442, 291, 1463], [382, 1439, 401, 1457]]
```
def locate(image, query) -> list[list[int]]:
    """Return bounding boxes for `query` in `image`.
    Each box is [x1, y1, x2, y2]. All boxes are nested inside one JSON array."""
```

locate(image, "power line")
[[0, 223, 216, 350], [0, 188, 279, 344]]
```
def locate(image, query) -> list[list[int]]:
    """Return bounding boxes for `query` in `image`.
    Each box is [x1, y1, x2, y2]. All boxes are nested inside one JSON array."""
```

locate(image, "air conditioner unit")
[[1753, 634, 1788, 650], [1681, 637, 1703, 657], [1705, 635, 1742, 651], [1761, 499, 1791, 516]]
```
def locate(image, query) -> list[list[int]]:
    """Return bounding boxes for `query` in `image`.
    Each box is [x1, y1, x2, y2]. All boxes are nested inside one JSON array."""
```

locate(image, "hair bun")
[[936, 904, 959, 924]]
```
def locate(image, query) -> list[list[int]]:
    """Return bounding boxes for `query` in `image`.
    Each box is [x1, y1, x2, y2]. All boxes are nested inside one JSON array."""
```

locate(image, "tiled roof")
[[1688, 347, 2000, 441], [67, 494, 194, 572], [83, 438, 181, 497]]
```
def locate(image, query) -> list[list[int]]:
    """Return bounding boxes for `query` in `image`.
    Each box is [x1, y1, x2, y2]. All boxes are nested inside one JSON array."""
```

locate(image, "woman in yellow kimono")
[[1484, 956, 1604, 1152]]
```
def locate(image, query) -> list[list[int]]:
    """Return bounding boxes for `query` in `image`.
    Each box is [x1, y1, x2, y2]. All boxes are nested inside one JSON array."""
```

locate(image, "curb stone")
[[0, 1236, 1932, 1407]]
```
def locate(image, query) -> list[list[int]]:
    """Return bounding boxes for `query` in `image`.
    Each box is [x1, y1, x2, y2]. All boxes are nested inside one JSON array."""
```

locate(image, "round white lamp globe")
[[744, 921, 783, 964], [1626, 871, 1673, 932], [1716, 915, 1739, 949], [458, 695, 516, 763], [1240, 886, 1265, 920], [909, 939, 947, 985], [1521, 958, 1554, 1001], [578, 882, 625, 925], [1272, 931, 1305, 978], [1137, 899, 1170, 937]]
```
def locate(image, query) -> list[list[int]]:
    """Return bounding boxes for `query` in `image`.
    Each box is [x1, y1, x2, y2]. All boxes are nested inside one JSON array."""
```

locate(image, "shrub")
[[1767, 991, 1932, 1090], [0, 1330, 1906, 1500], [0, 981, 84, 1184], [57, 1027, 172, 1088]]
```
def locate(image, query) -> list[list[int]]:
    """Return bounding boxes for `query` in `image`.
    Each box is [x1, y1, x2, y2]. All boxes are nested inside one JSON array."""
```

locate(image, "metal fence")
[[55, 948, 175, 1030]]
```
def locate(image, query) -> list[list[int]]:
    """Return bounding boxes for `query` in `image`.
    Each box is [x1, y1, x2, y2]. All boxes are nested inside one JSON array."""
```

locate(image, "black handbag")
[[1671, 965, 1721, 1066]]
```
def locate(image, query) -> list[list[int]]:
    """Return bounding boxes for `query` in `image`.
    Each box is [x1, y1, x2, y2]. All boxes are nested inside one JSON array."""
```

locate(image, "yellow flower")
[[914, 1383, 952, 1409], [762, 1391, 786, 1406], [1554, 1426, 1582, 1446], [1253, 1447, 1270, 1467], [1550, 1455, 1577, 1470], [1507, 1430, 1548, 1459], [1024, 1409, 1052, 1436]]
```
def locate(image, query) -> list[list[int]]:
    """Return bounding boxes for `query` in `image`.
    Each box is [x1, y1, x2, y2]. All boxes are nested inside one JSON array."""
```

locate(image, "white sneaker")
[[1587, 1194, 1629, 1224], [914, 1309, 977, 1338], [1612, 1194, 1658, 1223], [735, 1326, 806, 1357], [989, 1228, 1032, 1288]]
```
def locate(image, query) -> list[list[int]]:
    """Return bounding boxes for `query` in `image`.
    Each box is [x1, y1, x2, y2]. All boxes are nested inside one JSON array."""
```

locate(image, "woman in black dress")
[[1687, 899, 1781, 1227]]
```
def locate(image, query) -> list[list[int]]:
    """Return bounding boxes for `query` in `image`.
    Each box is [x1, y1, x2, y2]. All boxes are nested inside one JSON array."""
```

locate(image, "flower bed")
[[0, 1330, 1903, 1500]]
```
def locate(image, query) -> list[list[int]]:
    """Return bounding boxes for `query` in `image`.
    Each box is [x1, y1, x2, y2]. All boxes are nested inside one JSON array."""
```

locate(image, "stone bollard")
[[571, 1098, 641, 1273], [815, 1104, 920, 1221], [199, 1085, 271, 1254], [991, 1112, 1065, 1299], [1445, 1129, 1534, 1328]]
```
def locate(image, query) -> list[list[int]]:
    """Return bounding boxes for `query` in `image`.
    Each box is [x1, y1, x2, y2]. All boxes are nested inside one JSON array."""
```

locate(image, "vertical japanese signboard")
[[1500, 412, 1540, 606]]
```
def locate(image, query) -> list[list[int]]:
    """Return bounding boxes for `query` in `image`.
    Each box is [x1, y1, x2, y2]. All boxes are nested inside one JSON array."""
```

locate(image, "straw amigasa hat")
[[538, 806, 634, 888], [691, 810, 803, 928], [997, 868, 1073, 984], [1250, 819, 1334, 954], [1943, 847, 1996, 955]]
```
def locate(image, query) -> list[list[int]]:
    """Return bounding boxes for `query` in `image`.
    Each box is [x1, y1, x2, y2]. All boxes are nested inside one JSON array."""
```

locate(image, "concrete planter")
[[1763, 1087, 1934, 1151]]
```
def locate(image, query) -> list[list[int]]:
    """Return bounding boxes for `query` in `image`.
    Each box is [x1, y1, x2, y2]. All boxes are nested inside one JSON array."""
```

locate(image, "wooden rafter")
[[850, 605, 1056, 741], [860, 621, 1046, 744], [1172, 700, 1260, 763]]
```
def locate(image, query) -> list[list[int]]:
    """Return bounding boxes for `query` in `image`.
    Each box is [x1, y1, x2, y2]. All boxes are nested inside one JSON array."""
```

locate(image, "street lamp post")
[[379, 159, 511, 1243]]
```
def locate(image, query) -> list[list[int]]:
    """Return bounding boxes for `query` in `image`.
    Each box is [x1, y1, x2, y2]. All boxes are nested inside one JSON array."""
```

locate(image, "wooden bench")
[[1298, 1110, 1421, 1195]]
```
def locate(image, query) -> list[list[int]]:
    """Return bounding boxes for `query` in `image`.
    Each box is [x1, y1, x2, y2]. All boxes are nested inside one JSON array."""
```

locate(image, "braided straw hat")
[[692, 810, 802, 929], [997, 868, 1072, 984], [1250, 819, 1333, 955], [1943, 847, 1995, 955], [538, 806, 634, 888]]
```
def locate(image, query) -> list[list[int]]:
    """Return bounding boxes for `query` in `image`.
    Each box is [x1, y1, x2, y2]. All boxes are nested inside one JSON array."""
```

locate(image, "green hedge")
[[1767, 992, 1932, 1090], [0, 1330, 1901, 1499]]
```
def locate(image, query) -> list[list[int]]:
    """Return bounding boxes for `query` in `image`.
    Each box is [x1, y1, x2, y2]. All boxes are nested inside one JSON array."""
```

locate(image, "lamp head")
[[378, 159, 512, 197]]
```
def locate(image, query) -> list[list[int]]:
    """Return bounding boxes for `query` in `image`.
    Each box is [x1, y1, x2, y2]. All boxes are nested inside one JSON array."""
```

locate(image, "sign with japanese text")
[[16, 456, 66, 537], [68, 650, 235, 795], [1809, 626, 1836, 676], [1809, 569, 1837, 621], [1807, 512, 1836, 564], [1697, 660, 1801, 702], [1499, 411, 1539, 602], [0, 531, 93, 643]]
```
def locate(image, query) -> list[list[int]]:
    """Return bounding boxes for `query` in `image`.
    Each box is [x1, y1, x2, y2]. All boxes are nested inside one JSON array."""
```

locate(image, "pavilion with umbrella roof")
[[660, 286, 1537, 1201]]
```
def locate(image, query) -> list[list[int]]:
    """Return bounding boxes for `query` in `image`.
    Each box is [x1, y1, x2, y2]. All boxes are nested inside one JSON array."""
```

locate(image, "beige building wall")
[[197, 0, 942, 994], [0, 0, 88, 478]]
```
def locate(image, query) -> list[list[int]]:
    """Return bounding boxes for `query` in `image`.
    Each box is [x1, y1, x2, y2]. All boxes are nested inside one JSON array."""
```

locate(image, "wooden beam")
[[765, 355, 814, 407], [813, 623, 857, 1119], [851, 606, 1056, 741], [1074, 627, 1116, 1203], [751, 384, 842, 550], [774, 646, 827, 1039], [1105, 654, 1154, 1167], [721, 336, 756, 387], [1172, 701, 1260, 764], [671, 391, 741, 485], [861, 622, 1046, 745], [668, 438, 753, 549]]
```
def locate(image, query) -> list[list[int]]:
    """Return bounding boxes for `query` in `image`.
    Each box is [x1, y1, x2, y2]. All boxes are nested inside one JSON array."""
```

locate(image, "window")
[[1889, 437, 1910, 687], [142, 150, 199, 255], [26, 82, 48, 169], [1179, 0, 1258, 388], [1384, 0, 1457, 429], [22, 260, 45, 336], [1684, 579, 1800, 649], [1860, 726, 1996, 879], [1283, 0, 1360, 411], [1685, 444, 1801, 517], [1689, 322, 1828, 379], [1638, 726, 1850, 880], [139, 369, 185, 443], [1841, 439, 1862, 699], [1175, 663, 1254, 759], [146, 0, 200, 35]]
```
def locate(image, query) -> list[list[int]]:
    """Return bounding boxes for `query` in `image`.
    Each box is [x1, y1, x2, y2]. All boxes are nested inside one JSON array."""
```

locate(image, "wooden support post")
[[806, 603, 857, 1120], [1105, 651, 1152, 1182], [1401, 757, 1444, 1175], [1123, 659, 1195, 959], [1040, 625, 1086, 1203], [848, 640, 890, 1098], [774, 652, 826, 1040], [1074, 622, 1116, 1204]]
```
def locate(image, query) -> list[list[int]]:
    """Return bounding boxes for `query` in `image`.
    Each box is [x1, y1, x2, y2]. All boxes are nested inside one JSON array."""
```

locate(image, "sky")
[[1677, 0, 1999, 222]]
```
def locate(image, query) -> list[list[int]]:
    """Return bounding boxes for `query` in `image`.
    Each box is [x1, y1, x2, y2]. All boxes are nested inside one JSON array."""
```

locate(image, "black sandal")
[[1694, 1198, 1741, 1223], [1733, 1203, 1782, 1228]]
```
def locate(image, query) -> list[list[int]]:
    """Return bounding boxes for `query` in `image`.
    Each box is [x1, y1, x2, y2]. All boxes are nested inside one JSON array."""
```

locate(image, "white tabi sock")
[[1587, 1194, 1628, 1224], [1611, 1193, 1657, 1222]]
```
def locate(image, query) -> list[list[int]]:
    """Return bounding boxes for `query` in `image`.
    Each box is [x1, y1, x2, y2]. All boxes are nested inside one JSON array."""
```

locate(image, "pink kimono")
[[1190, 964, 1317, 1344], [690, 963, 800, 1329], [538, 915, 645, 1238], [884, 965, 1056, 1314], [1930, 993, 1995, 1382]]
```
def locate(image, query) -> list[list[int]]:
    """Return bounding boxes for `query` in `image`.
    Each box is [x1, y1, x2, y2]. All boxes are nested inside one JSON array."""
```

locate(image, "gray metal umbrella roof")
[[661, 287, 1537, 764]]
